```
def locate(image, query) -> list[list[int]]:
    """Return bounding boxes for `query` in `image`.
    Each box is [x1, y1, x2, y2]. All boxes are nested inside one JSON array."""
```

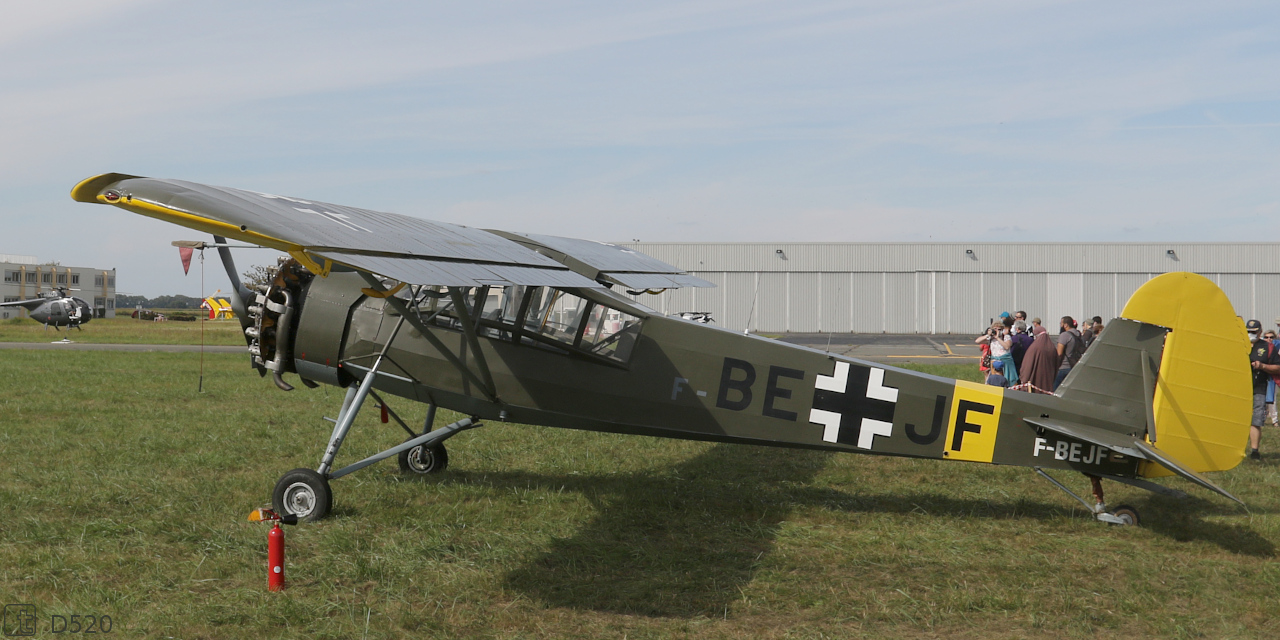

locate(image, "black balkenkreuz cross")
[[808, 361, 898, 449]]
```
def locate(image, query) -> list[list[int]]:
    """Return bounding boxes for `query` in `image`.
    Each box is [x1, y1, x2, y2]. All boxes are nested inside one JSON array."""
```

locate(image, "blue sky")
[[3, 0, 1278, 296]]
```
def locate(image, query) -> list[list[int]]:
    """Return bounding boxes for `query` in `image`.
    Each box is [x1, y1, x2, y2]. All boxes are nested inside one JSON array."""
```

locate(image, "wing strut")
[[318, 315, 407, 475], [359, 273, 498, 403], [447, 286, 498, 398]]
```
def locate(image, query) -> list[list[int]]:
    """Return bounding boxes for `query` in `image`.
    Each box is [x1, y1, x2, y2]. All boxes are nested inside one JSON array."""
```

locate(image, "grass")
[[0, 316, 246, 345], [1, 351, 1279, 638]]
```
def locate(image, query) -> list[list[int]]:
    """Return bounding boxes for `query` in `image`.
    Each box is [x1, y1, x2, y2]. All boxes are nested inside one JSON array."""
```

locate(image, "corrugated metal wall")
[[623, 243, 1280, 334]]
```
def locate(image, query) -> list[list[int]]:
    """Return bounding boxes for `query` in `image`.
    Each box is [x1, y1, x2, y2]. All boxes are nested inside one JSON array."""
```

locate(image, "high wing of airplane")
[[1, 287, 93, 330], [72, 173, 1253, 526]]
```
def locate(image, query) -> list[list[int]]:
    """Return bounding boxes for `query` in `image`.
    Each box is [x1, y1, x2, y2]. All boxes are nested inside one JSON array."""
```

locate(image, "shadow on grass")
[[411, 446, 1272, 616], [809, 488, 1275, 558], [1137, 495, 1276, 557], [463, 444, 832, 617]]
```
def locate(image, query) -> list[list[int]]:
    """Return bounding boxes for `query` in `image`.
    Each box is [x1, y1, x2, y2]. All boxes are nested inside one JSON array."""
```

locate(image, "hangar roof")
[[616, 243, 1280, 274]]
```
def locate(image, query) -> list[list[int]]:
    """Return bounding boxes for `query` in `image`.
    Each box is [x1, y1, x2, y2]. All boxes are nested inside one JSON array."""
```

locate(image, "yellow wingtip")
[[70, 173, 144, 203]]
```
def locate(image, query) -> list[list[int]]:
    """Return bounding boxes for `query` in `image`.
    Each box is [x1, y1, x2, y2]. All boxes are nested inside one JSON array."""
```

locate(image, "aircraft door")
[[49, 300, 68, 323]]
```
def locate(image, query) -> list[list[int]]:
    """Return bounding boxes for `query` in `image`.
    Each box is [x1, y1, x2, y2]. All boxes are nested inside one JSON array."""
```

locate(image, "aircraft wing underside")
[[70, 173, 707, 290], [487, 230, 715, 290]]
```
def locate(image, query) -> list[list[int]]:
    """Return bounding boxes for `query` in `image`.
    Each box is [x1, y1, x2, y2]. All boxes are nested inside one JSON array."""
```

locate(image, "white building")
[[1, 254, 117, 319], [620, 243, 1280, 334]]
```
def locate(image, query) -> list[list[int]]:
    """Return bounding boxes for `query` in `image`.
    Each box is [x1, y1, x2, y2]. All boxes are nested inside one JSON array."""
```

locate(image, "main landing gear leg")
[[1034, 468, 1141, 526], [270, 317, 486, 521], [273, 318, 401, 522]]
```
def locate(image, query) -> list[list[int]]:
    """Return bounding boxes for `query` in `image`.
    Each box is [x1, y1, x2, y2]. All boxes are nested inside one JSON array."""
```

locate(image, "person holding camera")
[[976, 322, 1019, 385]]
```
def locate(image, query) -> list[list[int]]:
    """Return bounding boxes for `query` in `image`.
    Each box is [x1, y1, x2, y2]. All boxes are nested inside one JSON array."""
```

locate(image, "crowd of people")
[[974, 310, 1102, 394], [979, 310, 1280, 461]]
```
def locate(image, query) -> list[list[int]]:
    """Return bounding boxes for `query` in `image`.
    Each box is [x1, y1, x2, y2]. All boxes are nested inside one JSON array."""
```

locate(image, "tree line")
[[117, 266, 270, 310], [115, 294, 204, 310]]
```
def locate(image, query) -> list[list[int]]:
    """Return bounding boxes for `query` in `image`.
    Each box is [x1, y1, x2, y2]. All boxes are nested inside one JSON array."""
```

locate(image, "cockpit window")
[[405, 284, 643, 364], [525, 288, 590, 346], [579, 303, 642, 362]]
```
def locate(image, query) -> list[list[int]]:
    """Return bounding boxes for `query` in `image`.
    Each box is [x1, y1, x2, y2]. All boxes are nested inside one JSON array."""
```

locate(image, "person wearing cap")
[[986, 358, 1007, 387], [1246, 319, 1280, 460]]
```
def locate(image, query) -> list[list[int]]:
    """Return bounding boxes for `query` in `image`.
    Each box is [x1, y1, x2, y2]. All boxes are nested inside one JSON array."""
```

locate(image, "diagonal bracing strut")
[[328, 417, 480, 480], [358, 273, 498, 402], [317, 314, 407, 476]]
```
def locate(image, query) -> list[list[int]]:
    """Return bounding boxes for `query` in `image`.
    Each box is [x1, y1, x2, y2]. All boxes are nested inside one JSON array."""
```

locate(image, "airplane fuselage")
[[284, 273, 1145, 479]]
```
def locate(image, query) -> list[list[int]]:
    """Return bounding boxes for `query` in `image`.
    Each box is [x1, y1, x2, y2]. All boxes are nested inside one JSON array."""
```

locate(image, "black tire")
[[272, 468, 332, 522], [1110, 504, 1140, 527], [398, 441, 448, 474]]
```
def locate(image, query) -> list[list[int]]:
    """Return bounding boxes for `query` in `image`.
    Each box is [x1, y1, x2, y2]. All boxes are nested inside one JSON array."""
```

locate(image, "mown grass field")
[[1, 351, 1278, 639], [0, 316, 245, 345]]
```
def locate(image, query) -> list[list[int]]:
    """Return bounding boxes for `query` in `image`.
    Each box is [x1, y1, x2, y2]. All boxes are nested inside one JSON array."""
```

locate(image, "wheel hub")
[[283, 481, 317, 516], [406, 445, 433, 473]]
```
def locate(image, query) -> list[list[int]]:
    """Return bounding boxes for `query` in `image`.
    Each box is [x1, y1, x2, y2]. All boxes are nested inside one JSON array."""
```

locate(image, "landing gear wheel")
[[1110, 504, 1140, 527], [398, 440, 449, 474], [272, 468, 332, 522]]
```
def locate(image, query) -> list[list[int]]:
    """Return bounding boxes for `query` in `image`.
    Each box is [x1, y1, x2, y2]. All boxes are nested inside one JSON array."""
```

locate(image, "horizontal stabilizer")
[[1094, 474, 1190, 500], [1025, 417, 1242, 504], [1024, 417, 1145, 458], [1132, 441, 1243, 505]]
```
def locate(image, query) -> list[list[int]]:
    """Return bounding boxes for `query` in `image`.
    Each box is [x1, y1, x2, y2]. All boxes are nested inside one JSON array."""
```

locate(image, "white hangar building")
[[619, 243, 1280, 335]]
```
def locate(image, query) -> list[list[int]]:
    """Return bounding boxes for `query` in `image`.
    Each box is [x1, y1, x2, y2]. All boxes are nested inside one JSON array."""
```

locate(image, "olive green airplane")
[[73, 173, 1253, 526]]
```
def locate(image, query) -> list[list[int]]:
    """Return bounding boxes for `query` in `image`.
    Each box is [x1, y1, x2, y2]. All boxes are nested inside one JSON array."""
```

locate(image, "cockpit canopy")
[[416, 285, 644, 364]]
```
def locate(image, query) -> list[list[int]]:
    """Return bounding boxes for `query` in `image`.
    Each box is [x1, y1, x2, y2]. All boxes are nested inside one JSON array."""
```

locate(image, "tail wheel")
[[1110, 504, 1140, 527], [398, 441, 449, 474], [272, 468, 332, 522]]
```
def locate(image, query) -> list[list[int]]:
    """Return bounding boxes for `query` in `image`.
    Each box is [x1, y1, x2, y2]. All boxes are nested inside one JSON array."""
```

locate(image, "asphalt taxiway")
[[0, 342, 245, 353]]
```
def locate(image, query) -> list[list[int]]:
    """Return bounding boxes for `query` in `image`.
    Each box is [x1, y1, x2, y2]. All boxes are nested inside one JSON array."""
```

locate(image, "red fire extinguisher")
[[249, 508, 298, 591], [268, 522, 286, 591]]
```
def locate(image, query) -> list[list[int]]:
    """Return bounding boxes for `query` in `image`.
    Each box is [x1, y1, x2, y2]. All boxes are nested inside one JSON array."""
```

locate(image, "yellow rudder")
[[1121, 272, 1251, 475]]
